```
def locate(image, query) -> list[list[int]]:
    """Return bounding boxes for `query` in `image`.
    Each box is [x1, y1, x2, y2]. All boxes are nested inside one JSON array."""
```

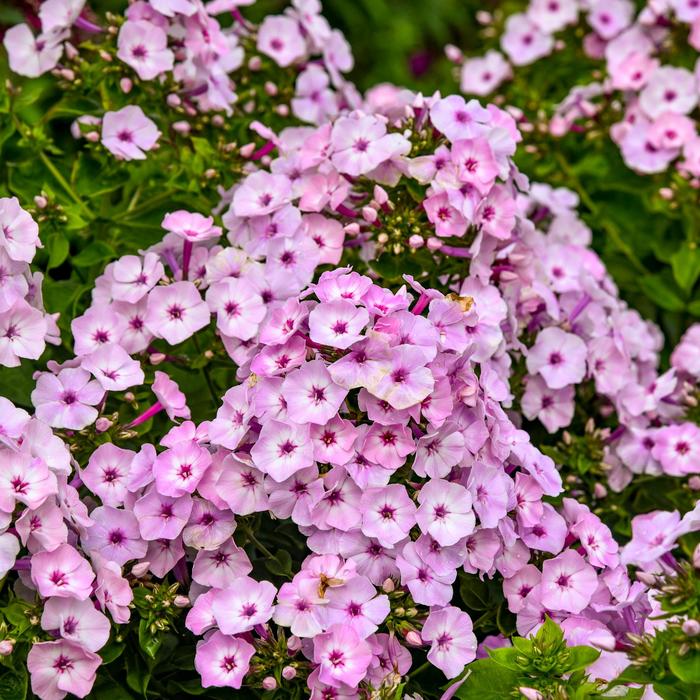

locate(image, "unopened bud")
[[693, 543, 700, 569], [150, 353, 166, 365], [264, 81, 278, 96], [98, 50, 112, 62], [173, 595, 190, 608], [204, 169, 217, 180], [120, 77, 133, 94], [239, 142, 256, 158], [262, 676, 277, 690], [131, 561, 150, 577], [444, 44, 463, 64], [689, 476, 700, 491], [248, 56, 262, 71], [593, 483, 607, 499], [519, 688, 543, 700], [34, 195, 48, 209], [362, 206, 377, 224], [166, 93, 182, 108], [212, 115, 224, 127], [124, 392, 135, 402], [287, 635, 302, 652], [65, 42, 78, 60], [344, 222, 361, 235], [282, 665, 296, 680], [60, 68, 75, 81], [95, 417, 113, 433], [382, 578, 395, 593], [86, 131, 100, 142], [682, 619, 700, 637], [275, 104, 290, 117], [0, 640, 14, 656], [172, 120, 191, 134], [659, 187, 674, 200], [373, 185, 388, 205], [404, 630, 422, 646], [427, 237, 443, 251], [408, 234, 424, 249]]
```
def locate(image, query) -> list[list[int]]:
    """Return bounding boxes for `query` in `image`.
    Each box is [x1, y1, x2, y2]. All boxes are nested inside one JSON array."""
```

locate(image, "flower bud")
[[120, 78, 133, 94], [275, 104, 290, 117], [408, 234, 424, 249], [694, 543, 700, 570], [264, 81, 278, 96], [519, 688, 543, 700], [444, 44, 463, 64], [282, 666, 296, 680], [150, 353, 166, 365], [131, 561, 150, 577], [239, 143, 256, 158], [344, 223, 361, 235], [659, 187, 674, 200], [287, 635, 302, 652], [427, 237, 443, 251], [248, 56, 262, 71], [95, 417, 113, 433], [373, 185, 389, 205], [60, 69, 75, 81], [173, 595, 190, 608], [362, 206, 377, 224], [212, 115, 224, 127], [34, 195, 48, 209], [0, 640, 14, 656], [262, 676, 277, 690], [382, 578, 395, 593], [593, 483, 607, 499], [172, 121, 191, 134], [65, 42, 78, 60], [404, 630, 422, 647], [689, 476, 700, 491], [86, 131, 100, 142], [166, 93, 182, 108], [99, 50, 113, 62], [682, 619, 700, 637]]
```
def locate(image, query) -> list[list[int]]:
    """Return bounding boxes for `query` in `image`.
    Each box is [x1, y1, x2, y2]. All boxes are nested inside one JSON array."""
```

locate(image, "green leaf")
[[455, 659, 519, 699], [535, 615, 565, 647], [138, 619, 162, 660], [265, 549, 293, 577], [688, 299, 700, 317], [46, 233, 70, 270], [639, 275, 686, 312], [0, 666, 27, 700], [669, 649, 700, 684], [671, 245, 700, 293], [564, 646, 601, 673], [487, 647, 523, 672], [72, 241, 115, 267]]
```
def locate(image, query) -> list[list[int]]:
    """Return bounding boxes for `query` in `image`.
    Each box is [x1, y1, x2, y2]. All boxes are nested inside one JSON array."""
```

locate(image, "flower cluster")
[[450, 0, 700, 177], [0, 198, 59, 368]]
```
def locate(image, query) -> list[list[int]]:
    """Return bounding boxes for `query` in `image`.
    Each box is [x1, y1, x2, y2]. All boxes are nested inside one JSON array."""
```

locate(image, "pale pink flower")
[[521, 375, 574, 433], [620, 510, 683, 566], [313, 624, 373, 688], [0, 196, 41, 262], [273, 578, 326, 638], [251, 420, 314, 482], [153, 370, 191, 420], [324, 575, 390, 638], [0, 299, 48, 367], [153, 440, 212, 497], [15, 501, 67, 553], [281, 360, 348, 425], [541, 550, 598, 613], [182, 497, 236, 550], [133, 489, 193, 541], [396, 540, 456, 606], [257, 15, 306, 67], [211, 576, 277, 634], [94, 560, 132, 624], [162, 210, 222, 243], [360, 484, 417, 545], [81, 443, 134, 507], [145, 281, 210, 345], [0, 451, 56, 513], [32, 368, 105, 430], [309, 300, 369, 349], [460, 51, 511, 96], [71, 304, 128, 356], [117, 20, 174, 80], [652, 423, 700, 476], [423, 606, 477, 678], [526, 327, 587, 389], [31, 543, 95, 600], [233, 172, 293, 217], [110, 253, 164, 303], [101, 105, 160, 161], [3, 24, 63, 78], [192, 540, 252, 587], [41, 598, 110, 652], [206, 277, 265, 340], [371, 345, 434, 410], [27, 639, 101, 700], [81, 343, 144, 391], [83, 506, 147, 566], [501, 13, 554, 66], [195, 631, 255, 689]]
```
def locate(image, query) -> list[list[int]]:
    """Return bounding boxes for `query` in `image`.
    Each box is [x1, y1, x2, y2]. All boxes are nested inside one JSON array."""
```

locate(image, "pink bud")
[[427, 237, 443, 251], [693, 543, 700, 569], [34, 195, 48, 209], [86, 131, 100, 143], [659, 187, 674, 200], [167, 93, 182, 108], [408, 234, 424, 249], [65, 42, 78, 60], [131, 561, 150, 577], [593, 483, 607, 499], [444, 44, 463, 64], [382, 578, 395, 593], [262, 676, 277, 690], [689, 476, 700, 491], [476, 10, 492, 24], [275, 104, 290, 117], [98, 50, 112, 62], [287, 635, 302, 652], [173, 595, 190, 608], [60, 68, 75, 81], [172, 121, 191, 134], [344, 223, 361, 235], [264, 81, 278, 96], [0, 640, 14, 656], [95, 417, 113, 433], [519, 688, 543, 700], [124, 392, 135, 402], [240, 143, 256, 158], [361, 206, 377, 224], [248, 56, 262, 71], [404, 630, 422, 647], [120, 78, 133, 94], [150, 353, 166, 365], [212, 115, 224, 127], [549, 116, 569, 137], [635, 571, 658, 586], [282, 666, 296, 680], [683, 619, 700, 636], [373, 185, 389, 205]]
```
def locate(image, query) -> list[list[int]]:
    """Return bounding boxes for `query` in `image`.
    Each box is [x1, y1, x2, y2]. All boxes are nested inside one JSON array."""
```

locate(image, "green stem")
[[39, 151, 92, 215], [409, 661, 430, 678], [191, 334, 218, 409], [242, 525, 275, 560]]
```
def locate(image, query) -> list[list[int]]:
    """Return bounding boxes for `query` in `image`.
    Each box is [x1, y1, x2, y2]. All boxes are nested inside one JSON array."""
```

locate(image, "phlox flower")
[[360, 423, 415, 471], [94, 560, 132, 624], [206, 277, 266, 340], [429, 95, 490, 141], [71, 304, 128, 356], [639, 66, 698, 120], [32, 368, 105, 430], [145, 281, 210, 345], [273, 577, 327, 637], [133, 489, 193, 541], [215, 455, 269, 514], [526, 327, 587, 389], [651, 423, 700, 476], [313, 624, 373, 688], [310, 416, 358, 466], [422, 606, 477, 678], [257, 15, 306, 67], [540, 550, 598, 613], [266, 466, 325, 526], [521, 375, 574, 433], [110, 253, 164, 303], [324, 575, 390, 638], [620, 510, 683, 566], [460, 51, 511, 96], [152, 370, 191, 420], [162, 210, 222, 243], [251, 420, 314, 482], [0, 532, 19, 579], [81, 443, 134, 507], [0, 451, 56, 513], [467, 461, 511, 528], [281, 359, 348, 425], [232, 171, 293, 217], [501, 13, 554, 66], [396, 541, 456, 606], [182, 497, 236, 550], [80, 343, 144, 391], [41, 598, 110, 653], [3, 24, 63, 78], [153, 440, 212, 497], [0, 299, 48, 367], [360, 484, 416, 546], [101, 105, 160, 161], [16, 501, 67, 554], [366, 633, 412, 687], [27, 639, 101, 700], [520, 502, 567, 554], [194, 631, 255, 689], [117, 20, 174, 80], [211, 576, 277, 634], [372, 345, 434, 410], [192, 539, 252, 587], [0, 196, 41, 262], [503, 564, 542, 613], [571, 514, 619, 568], [31, 543, 95, 600], [83, 506, 147, 566], [415, 478, 475, 546], [309, 300, 370, 349]]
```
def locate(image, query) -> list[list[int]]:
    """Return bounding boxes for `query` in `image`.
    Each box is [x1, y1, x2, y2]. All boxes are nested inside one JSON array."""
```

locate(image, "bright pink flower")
[[162, 210, 222, 243], [153, 370, 191, 420], [309, 300, 369, 349], [195, 631, 255, 689], [145, 281, 210, 345], [541, 550, 598, 613], [416, 478, 475, 546], [133, 489, 193, 541], [101, 105, 160, 161], [27, 639, 101, 700], [81, 443, 134, 507], [41, 598, 110, 652], [526, 327, 587, 389], [0, 451, 56, 512], [313, 624, 373, 688], [32, 368, 105, 430], [211, 576, 277, 634], [31, 543, 95, 600], [117, 20, 174, 80], [423, 606, 477, 678], [571, 514, 619, 568]]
